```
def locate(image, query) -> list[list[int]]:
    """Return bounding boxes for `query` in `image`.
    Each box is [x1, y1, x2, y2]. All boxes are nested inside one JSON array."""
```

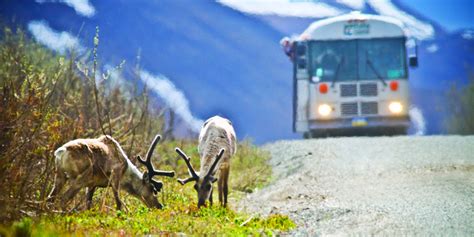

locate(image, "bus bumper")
[[308, 116, 410, 134]]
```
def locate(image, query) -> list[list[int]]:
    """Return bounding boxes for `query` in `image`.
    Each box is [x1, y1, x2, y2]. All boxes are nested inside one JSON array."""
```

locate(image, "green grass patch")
[[24, 206, 294, 236]]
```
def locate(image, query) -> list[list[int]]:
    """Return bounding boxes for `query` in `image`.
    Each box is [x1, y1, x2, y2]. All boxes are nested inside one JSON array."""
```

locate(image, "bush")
[[446, 68, 474, 134], [0, 26, 164, 222]]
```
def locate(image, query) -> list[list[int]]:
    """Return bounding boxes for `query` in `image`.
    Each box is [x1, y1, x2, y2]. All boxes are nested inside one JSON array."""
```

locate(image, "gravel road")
[[239, 135, 474, 235]]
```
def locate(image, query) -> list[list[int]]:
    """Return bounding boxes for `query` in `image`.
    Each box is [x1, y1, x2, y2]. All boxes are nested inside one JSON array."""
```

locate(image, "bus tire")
[[385, 127, 408, 136], [303, 132, 311, 139]]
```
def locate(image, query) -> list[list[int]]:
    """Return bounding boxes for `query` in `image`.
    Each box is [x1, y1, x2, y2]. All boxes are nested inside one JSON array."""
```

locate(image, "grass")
[[19, 204, 294, 236], [0, 141, 295, 236], [4, 209, 294, 236]]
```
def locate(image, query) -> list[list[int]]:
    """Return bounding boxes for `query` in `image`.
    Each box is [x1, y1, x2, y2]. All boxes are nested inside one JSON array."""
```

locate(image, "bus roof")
[[300, 12, 406, 41]]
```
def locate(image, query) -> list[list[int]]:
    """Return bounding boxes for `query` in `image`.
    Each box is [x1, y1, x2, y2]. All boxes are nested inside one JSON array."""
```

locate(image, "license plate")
[[352, 117, 368, 127]]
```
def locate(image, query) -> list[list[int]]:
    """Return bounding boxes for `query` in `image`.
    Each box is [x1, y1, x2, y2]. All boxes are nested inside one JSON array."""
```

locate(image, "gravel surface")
[[239, 135, 474, 235]]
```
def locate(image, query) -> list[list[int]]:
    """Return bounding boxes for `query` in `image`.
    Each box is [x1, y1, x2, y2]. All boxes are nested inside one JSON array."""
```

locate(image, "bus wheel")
[[386, 127, 408, 136], [394, 127, 408, 136], [303, 132, 311, 139]]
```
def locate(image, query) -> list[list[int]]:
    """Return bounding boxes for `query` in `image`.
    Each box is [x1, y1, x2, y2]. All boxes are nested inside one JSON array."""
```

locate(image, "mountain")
[[1, 0, 295, 143], [1, 0, 473, 143]]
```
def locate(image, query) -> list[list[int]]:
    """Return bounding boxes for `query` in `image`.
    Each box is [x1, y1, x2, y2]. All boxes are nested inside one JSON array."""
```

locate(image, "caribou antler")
[[138, 135, 175, 193], [175, 148, 199, 185], [175, 148, 225, 185], [205, 148, 225, 179]]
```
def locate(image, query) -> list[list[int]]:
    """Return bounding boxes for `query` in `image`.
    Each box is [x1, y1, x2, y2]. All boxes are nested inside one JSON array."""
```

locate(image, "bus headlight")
[[388, 101, 403, 114], [318, 104, 332, 116]]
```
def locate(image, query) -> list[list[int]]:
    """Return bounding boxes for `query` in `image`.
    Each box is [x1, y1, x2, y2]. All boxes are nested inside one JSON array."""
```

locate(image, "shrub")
[[0, 26, 164, 221], [446, 68, 474, 134]]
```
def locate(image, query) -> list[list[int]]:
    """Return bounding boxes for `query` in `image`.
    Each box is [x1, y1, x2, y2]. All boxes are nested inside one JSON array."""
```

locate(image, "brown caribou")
[[48, 134, 174, 210]]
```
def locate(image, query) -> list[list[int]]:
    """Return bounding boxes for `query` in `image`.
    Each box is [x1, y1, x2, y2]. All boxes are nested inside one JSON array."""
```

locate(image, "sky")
[[400, 0, 474, 31]]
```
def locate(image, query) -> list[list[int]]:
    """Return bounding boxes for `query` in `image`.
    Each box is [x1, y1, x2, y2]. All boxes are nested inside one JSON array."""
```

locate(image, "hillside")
[[1, 0, 473, 141]]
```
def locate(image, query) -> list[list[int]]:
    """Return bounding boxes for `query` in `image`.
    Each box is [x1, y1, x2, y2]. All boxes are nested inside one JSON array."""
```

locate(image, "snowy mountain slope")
[[1, 0, 296, 143], [1, 0, 473, 141]]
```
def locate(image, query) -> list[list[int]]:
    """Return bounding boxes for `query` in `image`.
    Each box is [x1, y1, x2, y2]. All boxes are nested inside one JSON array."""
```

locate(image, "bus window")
[[295, 43, 307, 69], [309, 41, 357, 82], [358, 38, 406, 80], [296, 44, 306, 55]]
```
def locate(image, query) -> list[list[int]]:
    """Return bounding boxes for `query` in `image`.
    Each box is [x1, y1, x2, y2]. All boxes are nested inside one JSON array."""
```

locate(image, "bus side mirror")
[[409, 55, 418, 68]]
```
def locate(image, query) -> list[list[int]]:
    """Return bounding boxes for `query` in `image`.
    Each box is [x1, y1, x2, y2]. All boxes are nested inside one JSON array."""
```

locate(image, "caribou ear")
[[151, 180, 163, 194]]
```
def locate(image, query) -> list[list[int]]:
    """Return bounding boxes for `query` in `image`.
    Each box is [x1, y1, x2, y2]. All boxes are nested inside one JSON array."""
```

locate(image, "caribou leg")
[[86, 187, 96, 210], [220, 166, 230, 208], [209, 188, 213, 206], [60, 169, 92, 208]]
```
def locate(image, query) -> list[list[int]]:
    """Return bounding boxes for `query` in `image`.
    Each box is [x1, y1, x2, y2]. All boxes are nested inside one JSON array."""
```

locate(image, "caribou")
[[48, 134, 174, 210], [176, 116, 237, 208]]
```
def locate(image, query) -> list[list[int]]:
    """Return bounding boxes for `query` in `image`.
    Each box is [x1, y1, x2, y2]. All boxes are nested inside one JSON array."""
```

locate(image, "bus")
[[285, 12, 418, 138]]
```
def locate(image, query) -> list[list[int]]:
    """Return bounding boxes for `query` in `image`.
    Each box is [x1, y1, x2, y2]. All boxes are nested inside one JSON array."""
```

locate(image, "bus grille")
[[361, 102, 378, 115], [341, 102, 358, 116], [340, 84, 357, 97], [360, 83, 378, 96]]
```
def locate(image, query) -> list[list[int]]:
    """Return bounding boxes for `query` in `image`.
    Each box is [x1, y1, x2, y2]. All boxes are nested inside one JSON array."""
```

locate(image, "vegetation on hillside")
[[0, 27, 293, 235], [446, 68, 474, 134]]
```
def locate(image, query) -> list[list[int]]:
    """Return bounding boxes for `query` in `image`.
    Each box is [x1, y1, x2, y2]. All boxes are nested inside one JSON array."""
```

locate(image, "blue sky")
[[400, 0, 474, 31]]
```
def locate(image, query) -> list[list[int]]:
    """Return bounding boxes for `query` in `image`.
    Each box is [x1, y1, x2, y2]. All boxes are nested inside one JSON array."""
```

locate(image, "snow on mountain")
[[367, 0, 434, 40], [35, 0, 95, 17], [140, 70, 204, 132], [217, 0, 342, 18], [426, 43, 439, 53], [336, 0, 365, 10], [1, 0, 472, 141], [218, 0, 435, 40], [462, 29, 474, 40], [27, 20, 84, 54]]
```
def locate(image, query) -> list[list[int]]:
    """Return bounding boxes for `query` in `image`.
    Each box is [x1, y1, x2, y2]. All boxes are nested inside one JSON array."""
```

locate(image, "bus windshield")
[[309, 38, 406, 82]]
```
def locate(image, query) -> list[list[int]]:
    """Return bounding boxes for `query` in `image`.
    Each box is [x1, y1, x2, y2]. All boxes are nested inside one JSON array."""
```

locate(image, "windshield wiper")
[[331, 56, 345, 87], [365, 54, 387, 86]]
